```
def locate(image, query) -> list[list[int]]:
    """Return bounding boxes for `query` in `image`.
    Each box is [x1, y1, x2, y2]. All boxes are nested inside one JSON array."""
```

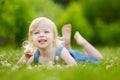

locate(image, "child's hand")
[[24, 49, 33, 58], [23, 41, 34, 58], [24, 48, 34, 58]]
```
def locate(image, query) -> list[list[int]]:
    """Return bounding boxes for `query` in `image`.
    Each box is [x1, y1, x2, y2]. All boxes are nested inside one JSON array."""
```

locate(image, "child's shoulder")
[[56, 45, 64, 56]]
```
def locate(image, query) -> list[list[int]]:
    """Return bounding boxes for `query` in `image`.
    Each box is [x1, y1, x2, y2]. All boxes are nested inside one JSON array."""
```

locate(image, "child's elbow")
[[98, 55, 104, 60]]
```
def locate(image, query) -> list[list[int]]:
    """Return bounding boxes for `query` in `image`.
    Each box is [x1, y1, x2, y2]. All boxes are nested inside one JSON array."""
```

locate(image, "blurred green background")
[[0, 0, 120, 47]]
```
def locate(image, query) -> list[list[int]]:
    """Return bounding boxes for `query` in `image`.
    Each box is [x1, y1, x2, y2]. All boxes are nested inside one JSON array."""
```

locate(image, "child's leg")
[[62, 24, 72, 50], [74, 31, 103, 60]]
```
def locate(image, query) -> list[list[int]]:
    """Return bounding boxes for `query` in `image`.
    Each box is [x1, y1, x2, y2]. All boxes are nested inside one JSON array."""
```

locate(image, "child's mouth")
[[38, 39, 47, 44]]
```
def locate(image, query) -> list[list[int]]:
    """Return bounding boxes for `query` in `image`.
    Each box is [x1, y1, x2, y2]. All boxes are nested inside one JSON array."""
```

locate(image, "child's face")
[[31, 23, 54, 48]]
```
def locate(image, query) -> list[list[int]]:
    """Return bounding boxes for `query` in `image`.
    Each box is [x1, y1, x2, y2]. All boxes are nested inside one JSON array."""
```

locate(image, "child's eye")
[[44, 30, 49, 33], [34, 32, 39, 34]]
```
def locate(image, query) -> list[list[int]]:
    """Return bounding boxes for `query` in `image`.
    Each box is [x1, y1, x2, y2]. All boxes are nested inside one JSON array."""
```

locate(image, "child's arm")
[[60, 47, 77, 65], [17, 47, 34, 65], [17, 55, 30, 64], [27, 56, 34, 64]]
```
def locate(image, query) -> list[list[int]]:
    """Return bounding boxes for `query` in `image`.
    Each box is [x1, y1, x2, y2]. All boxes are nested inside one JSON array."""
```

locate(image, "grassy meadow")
[[0, 46, 120, 80]]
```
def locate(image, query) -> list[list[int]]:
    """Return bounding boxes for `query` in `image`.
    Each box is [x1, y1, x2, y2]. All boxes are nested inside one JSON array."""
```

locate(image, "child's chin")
[[38, 45, 47, 48]]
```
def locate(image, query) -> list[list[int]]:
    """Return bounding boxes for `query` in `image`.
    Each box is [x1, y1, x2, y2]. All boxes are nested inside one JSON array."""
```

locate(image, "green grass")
[[0, 46, 120, 80]]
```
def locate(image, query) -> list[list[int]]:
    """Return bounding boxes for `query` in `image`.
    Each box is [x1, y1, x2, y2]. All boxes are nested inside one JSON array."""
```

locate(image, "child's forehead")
[[36, 21, 54, 29], [37, 23, 53, 29], [35, 26, 51, 31]]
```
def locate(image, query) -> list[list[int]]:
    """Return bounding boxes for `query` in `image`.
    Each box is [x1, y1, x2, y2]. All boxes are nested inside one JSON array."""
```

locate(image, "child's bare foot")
[[62, 24, 72, 49], [74, 31, 103, 60], [74, 31, 87, 46]]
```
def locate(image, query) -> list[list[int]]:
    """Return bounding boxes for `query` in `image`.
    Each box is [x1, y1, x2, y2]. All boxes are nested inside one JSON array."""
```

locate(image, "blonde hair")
[[25, 17, 63, 49]]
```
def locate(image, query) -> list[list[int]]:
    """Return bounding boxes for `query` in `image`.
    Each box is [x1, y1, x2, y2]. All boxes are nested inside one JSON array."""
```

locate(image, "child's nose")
[[39, 33, 44, 37]]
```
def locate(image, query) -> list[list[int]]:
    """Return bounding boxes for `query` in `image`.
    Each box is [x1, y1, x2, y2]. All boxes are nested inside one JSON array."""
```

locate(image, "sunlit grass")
[[0, 46, 120, 80]]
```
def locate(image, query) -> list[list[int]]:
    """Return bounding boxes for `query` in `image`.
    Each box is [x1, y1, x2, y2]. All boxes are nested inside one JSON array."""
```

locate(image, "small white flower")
[[55, 56, 60, 61], [106, 64, 113, 70], [110, 60, 114, 63], [56, 64, 61, 68], [0, 54, 3, 58], [5, 63, 11, 67], [27, 64, 32, 69], [47, 61, 54, 69], [12, 65, 19, 71]]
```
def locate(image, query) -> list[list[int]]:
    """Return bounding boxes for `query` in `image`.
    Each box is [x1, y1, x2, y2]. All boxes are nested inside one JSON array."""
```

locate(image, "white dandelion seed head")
[[55, 56, 60, 61]]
